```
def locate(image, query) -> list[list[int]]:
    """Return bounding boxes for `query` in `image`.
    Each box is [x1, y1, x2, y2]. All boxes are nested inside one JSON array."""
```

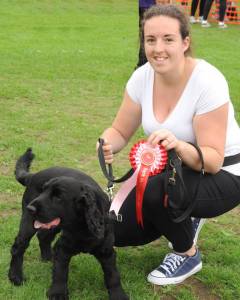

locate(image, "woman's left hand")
[[147, 129, 180, 150]]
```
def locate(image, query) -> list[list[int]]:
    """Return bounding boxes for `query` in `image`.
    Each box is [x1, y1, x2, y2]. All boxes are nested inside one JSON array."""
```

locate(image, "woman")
[[98, 4, 240, 285]]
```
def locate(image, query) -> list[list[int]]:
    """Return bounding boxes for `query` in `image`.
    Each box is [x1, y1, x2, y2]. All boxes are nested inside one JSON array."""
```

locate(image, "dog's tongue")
[[34, 218, 61, 230]]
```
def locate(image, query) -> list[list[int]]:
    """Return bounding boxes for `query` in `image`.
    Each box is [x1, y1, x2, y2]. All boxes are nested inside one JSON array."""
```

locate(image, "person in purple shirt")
[[136, 0, 156, 68]]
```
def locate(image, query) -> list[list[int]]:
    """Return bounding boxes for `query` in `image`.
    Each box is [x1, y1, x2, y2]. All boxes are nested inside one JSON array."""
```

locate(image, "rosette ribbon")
[[129, 140, 168, 227]]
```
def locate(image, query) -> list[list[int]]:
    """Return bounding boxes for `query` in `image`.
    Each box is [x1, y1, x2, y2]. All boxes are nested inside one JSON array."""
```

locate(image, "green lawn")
[[0, 1, 240, 299]]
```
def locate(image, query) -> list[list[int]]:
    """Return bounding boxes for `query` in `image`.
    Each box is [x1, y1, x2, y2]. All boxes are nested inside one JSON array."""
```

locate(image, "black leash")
[[98, 138, 134, 185], [165, 143, 205, 223], [98, 138, 134, 204]]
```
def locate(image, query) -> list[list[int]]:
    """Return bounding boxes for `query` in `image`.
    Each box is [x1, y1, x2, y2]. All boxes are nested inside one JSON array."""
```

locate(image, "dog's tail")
[[15, 148, 35, 186]]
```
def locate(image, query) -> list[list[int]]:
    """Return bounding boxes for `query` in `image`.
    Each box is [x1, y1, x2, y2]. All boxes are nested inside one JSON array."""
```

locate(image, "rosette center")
[[140, 149, 156, 166]]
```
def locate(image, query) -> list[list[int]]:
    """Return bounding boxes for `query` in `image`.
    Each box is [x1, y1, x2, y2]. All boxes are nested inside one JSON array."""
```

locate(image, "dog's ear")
[[76, 185, 105, 240]]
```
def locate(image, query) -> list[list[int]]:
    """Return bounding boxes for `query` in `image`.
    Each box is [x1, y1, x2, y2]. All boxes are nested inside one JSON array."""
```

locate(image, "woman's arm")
[[99, 90, 142, 163], [176, 103, 228, 174]]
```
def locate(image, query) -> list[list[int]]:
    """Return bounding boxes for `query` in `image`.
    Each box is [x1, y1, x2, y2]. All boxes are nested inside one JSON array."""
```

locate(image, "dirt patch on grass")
[[0, 193, 18, 203], [0, 209, 18, 218], [185, 277, 220, 300], [0, 162, 12, 176], [0, 193, 20, 217], [153, 277, 220, 300]]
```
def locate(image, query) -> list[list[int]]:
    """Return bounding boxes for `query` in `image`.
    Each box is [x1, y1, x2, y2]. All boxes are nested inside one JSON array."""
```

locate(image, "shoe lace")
[[159, 253, 186, 275]]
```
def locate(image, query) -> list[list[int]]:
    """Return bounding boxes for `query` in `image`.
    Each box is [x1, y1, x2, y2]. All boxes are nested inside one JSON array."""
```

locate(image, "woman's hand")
[[147, 129, 180, 151], [97, 140, 114, 164]]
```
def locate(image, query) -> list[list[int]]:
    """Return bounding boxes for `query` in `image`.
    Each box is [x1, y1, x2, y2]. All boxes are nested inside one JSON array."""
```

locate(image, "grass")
[[0, 0, 240, 299]]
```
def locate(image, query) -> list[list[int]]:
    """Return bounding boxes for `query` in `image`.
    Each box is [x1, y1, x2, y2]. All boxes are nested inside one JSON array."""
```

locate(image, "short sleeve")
[[126, 68, 143, 104], [196, 68, 230, 115]]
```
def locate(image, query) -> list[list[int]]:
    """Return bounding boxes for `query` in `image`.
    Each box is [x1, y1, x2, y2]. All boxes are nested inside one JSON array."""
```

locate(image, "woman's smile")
[[154, 56, 168, 62]]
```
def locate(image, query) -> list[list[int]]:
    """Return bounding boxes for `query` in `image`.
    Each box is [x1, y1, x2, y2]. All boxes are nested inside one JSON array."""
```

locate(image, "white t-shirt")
[[126, 59, 240, 175]]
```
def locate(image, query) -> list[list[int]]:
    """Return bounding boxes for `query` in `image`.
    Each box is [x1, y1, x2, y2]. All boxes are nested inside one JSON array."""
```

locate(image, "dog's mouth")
[[34, 217, 61, 230]]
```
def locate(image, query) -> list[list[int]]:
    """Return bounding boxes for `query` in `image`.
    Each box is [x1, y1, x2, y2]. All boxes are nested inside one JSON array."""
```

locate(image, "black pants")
[[136, 7, 148, 68], [203, 0, 227, 22], [114, 168, 240, 252], [190, 0, 206, 17]]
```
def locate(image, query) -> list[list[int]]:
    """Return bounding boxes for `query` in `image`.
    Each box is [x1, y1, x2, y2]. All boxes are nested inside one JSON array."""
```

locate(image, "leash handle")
[[98, 138, 114, 183], [188, 142, 205, 174], [98, 138, 134, 184]]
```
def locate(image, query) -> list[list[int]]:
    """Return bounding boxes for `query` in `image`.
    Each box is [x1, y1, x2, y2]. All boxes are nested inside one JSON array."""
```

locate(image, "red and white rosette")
[[129, 140, 168, 227]]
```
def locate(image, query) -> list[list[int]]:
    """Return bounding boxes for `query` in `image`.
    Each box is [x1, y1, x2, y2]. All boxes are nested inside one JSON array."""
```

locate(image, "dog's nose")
[[27, 205, 37, 214]]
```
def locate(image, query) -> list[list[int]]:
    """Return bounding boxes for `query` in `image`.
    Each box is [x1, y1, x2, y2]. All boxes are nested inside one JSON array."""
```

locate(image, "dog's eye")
[[51, 187, 63, 201], [52, 187, 62, 196]]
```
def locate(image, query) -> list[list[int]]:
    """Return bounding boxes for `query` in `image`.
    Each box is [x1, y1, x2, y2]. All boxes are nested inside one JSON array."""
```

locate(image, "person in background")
[[201, 0, 228, 28], [137, 0, 171, 68], [98, 4, 240, 285], [189, 0, 206, 23], [136, 0, 156, 68]]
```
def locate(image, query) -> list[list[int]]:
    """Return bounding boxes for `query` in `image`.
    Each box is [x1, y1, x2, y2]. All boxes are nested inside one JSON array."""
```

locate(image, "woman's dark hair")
[[141, 4, 192, 57]]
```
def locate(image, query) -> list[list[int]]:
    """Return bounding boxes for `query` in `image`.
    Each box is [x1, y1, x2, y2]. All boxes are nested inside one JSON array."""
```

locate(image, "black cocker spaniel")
[[8, 148, 128, 300]]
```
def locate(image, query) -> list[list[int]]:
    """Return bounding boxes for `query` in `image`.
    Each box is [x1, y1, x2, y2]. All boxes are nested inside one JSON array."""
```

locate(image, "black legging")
[[114, 167, 240, 252], [203, 0, 227, 22], [190, 0, 206, 17]]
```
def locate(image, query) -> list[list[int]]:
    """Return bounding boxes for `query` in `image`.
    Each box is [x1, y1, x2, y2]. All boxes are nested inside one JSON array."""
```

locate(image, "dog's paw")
[[8, 269, 25, 286], [109, 287, 129, 300], [47, 287, 69, 300]]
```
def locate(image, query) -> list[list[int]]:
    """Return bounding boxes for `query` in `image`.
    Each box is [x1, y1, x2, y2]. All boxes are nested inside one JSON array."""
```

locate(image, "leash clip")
[[109, 210, 122, 222], [116, 214, 122, 222], [169, 167, 176, 185], [106, 184, 115, 202]]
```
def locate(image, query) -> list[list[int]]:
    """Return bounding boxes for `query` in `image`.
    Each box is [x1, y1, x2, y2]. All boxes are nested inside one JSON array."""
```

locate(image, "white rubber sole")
[[147, 262, 202, 286]]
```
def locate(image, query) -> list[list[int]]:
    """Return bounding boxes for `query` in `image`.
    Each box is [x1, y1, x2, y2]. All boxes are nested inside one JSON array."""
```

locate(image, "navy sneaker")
[[168, 218, 206, 249], [147, 249, 202, 285]]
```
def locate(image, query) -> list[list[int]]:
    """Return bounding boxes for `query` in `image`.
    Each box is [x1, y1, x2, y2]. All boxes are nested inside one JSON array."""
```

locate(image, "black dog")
[[8, 148, 128, 300]]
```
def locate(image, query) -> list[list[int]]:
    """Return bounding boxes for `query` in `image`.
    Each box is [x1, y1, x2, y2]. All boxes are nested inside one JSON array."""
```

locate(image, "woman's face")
[[144, 16, 190, 75]]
